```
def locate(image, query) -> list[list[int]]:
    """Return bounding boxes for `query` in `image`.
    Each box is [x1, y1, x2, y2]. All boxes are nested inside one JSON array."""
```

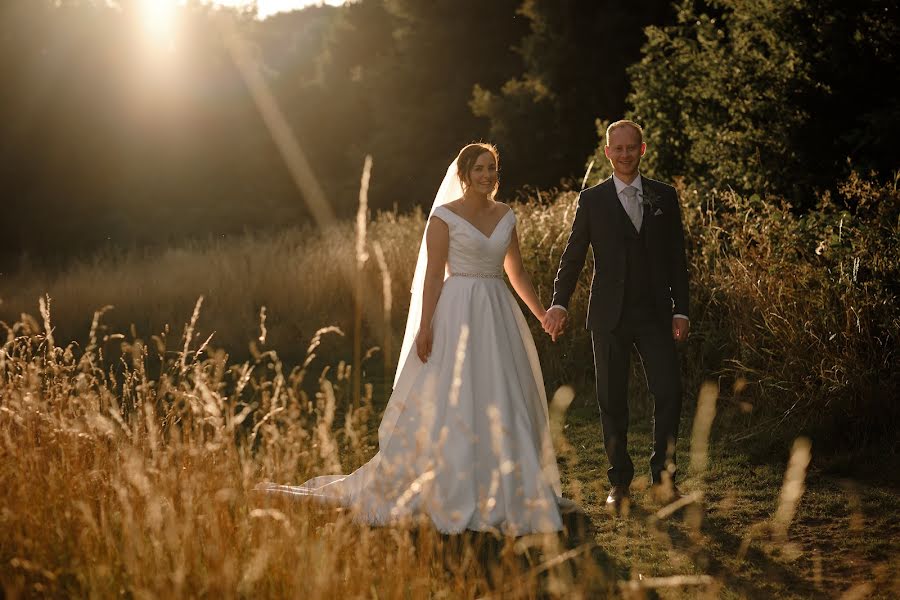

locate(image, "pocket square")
[[653, 208, 663, 216]]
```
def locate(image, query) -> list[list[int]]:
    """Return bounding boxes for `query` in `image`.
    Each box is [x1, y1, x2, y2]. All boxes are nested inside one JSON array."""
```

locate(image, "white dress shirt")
[[550, 172, 688, 322], [612, 172, 645, 222]]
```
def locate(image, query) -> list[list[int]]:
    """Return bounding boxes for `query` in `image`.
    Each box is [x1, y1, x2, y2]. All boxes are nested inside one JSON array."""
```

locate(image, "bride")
[[257, 143, 571, 535]]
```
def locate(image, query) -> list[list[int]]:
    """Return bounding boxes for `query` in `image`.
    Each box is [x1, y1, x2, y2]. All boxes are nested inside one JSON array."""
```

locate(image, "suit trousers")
[[591, 305, 682, 487]]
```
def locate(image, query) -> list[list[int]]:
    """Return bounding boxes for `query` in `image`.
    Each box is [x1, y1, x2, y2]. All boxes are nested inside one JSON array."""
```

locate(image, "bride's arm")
[[416, 216, 450, 361], [504, 227, 546, 322]]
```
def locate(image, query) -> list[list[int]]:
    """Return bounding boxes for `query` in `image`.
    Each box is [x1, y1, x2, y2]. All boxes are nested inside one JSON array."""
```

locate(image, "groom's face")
[[605, 126, 646, 179]]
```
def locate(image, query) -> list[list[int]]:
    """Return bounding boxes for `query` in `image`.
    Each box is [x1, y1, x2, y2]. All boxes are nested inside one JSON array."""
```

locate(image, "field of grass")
[[561, 392, 900, 599], [3, 173, 896, 439], [1, 176, 898, 597], [1, 302, 897, 598]]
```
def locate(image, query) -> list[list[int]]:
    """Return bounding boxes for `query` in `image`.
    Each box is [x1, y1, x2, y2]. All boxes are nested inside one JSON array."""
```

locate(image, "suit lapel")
[[598, 175, 663, 241], [641, 177, 656, 214], [601, 177, 640, 237], [640, 177, 658, 245]]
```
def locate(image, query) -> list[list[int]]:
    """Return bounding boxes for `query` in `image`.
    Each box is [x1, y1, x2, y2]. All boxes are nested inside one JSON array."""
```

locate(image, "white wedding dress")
[[257, 205, 569, 534]]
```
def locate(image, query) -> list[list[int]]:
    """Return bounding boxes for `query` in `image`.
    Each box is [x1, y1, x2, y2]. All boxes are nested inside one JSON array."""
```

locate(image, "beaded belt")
[[450, 272, 503, 279]]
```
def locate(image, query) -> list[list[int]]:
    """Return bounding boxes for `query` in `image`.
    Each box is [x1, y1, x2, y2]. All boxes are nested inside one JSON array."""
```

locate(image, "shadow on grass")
[[255, 493, 625, 597], [427, 509, 623, 597], [625, 499, 820, 598]]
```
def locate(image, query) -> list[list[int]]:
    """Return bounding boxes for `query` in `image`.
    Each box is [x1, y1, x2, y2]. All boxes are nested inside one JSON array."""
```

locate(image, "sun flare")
[[139, 0, 178, 46], [137, 1, 344, 36]]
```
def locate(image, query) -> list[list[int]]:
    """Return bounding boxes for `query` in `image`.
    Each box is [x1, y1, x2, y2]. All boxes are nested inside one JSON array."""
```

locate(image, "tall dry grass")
[[514, 172, 898, 444], [675, 172, 900, 442], [1, 299, 849, 598], [1, 172, 895, 441], [2, 171, 894, 596], [0, 302, 613, 597], [0, 212, 422, 368]]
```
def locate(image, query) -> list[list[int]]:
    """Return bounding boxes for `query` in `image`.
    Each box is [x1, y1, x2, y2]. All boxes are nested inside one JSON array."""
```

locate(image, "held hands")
[[415, 327, 433, 362], [672, 316, 690, 342], [541, 308, 688, 342], [542, 306, 568, 342]]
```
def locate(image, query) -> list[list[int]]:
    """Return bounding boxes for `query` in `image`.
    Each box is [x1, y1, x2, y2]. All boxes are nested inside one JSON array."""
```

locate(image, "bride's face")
[[467, 152, 498, 195]]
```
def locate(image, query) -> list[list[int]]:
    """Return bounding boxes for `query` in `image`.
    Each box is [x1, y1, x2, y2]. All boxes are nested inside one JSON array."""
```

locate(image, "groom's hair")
[[606, 120, 644, 145], [456, 143, 500, 196]]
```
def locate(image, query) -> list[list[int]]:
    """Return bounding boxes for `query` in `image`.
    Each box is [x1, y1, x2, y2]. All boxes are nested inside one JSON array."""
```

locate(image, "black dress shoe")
[[605, 485, 631, 513]]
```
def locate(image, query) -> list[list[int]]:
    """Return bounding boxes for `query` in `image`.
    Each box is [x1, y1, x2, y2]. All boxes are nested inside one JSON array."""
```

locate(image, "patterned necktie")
[[623, 185, 642, 231]]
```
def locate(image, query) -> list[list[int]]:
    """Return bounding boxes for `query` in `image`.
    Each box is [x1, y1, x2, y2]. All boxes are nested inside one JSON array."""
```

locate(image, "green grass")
[[553, 380, 900, 598]]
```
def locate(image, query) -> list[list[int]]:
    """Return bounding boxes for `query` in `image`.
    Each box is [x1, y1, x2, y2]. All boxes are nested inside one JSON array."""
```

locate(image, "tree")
[[368, 0, 527, 210], [281, 0, 398, 214], [278, 0, 528, 214], [0, 0, 539, 261], [472, 0, 673, 192], [0, 1, 334, 262], [609, 0, 900, 204]]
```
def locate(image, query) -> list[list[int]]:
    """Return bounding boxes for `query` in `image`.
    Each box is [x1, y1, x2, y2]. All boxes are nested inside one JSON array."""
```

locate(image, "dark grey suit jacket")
[[551, 175, 690, 332]]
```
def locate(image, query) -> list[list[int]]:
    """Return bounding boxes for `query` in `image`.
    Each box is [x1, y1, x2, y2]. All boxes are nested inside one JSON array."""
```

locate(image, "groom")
[[543, 120, 690, 511]]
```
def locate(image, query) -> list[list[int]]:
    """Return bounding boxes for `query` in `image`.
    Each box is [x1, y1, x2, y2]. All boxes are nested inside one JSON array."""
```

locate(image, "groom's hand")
[[672, 316, 690, 342], [542, 307, 568, 342]]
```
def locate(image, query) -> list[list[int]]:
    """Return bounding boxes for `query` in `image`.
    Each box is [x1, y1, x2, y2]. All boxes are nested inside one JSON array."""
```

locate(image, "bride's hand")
[[415, 327, 434, 363]]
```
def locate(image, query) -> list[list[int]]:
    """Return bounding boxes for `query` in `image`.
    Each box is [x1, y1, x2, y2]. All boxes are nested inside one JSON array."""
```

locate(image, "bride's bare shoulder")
[[492, 201, 513, 216], [442, 199, 464, 214]]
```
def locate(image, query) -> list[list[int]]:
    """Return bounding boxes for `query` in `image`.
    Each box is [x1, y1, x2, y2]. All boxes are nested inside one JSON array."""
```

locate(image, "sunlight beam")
[[139, 0, 178, 52], [211, 1, 346, 20]]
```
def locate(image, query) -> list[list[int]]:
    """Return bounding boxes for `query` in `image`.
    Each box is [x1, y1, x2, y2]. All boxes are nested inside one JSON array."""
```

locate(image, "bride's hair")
[[456, 143, 499, 196]]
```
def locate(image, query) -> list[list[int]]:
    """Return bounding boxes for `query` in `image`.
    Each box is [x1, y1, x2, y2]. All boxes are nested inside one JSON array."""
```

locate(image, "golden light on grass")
[[315, 379, 343, 474], [773, 436, 812, 542], [356, 155, 373, 266], [16, 298, 585, 596], [353, 155, 373, 406], [689, 380, 719, 475], [839, 582, 876, 600], [548, 385, 576, 465], [620, 574, 716, 597], [653, 491, 703, 521], [581, 160, 594, 191], [38, 294, 54, 355], [258, 305, 268, 345]]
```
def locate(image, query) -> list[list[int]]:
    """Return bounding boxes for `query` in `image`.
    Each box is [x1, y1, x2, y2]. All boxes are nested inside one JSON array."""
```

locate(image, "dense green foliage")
[[303, 0, 527, 212], [592, 0, 900, 204], [472, 0, 671, 191]]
